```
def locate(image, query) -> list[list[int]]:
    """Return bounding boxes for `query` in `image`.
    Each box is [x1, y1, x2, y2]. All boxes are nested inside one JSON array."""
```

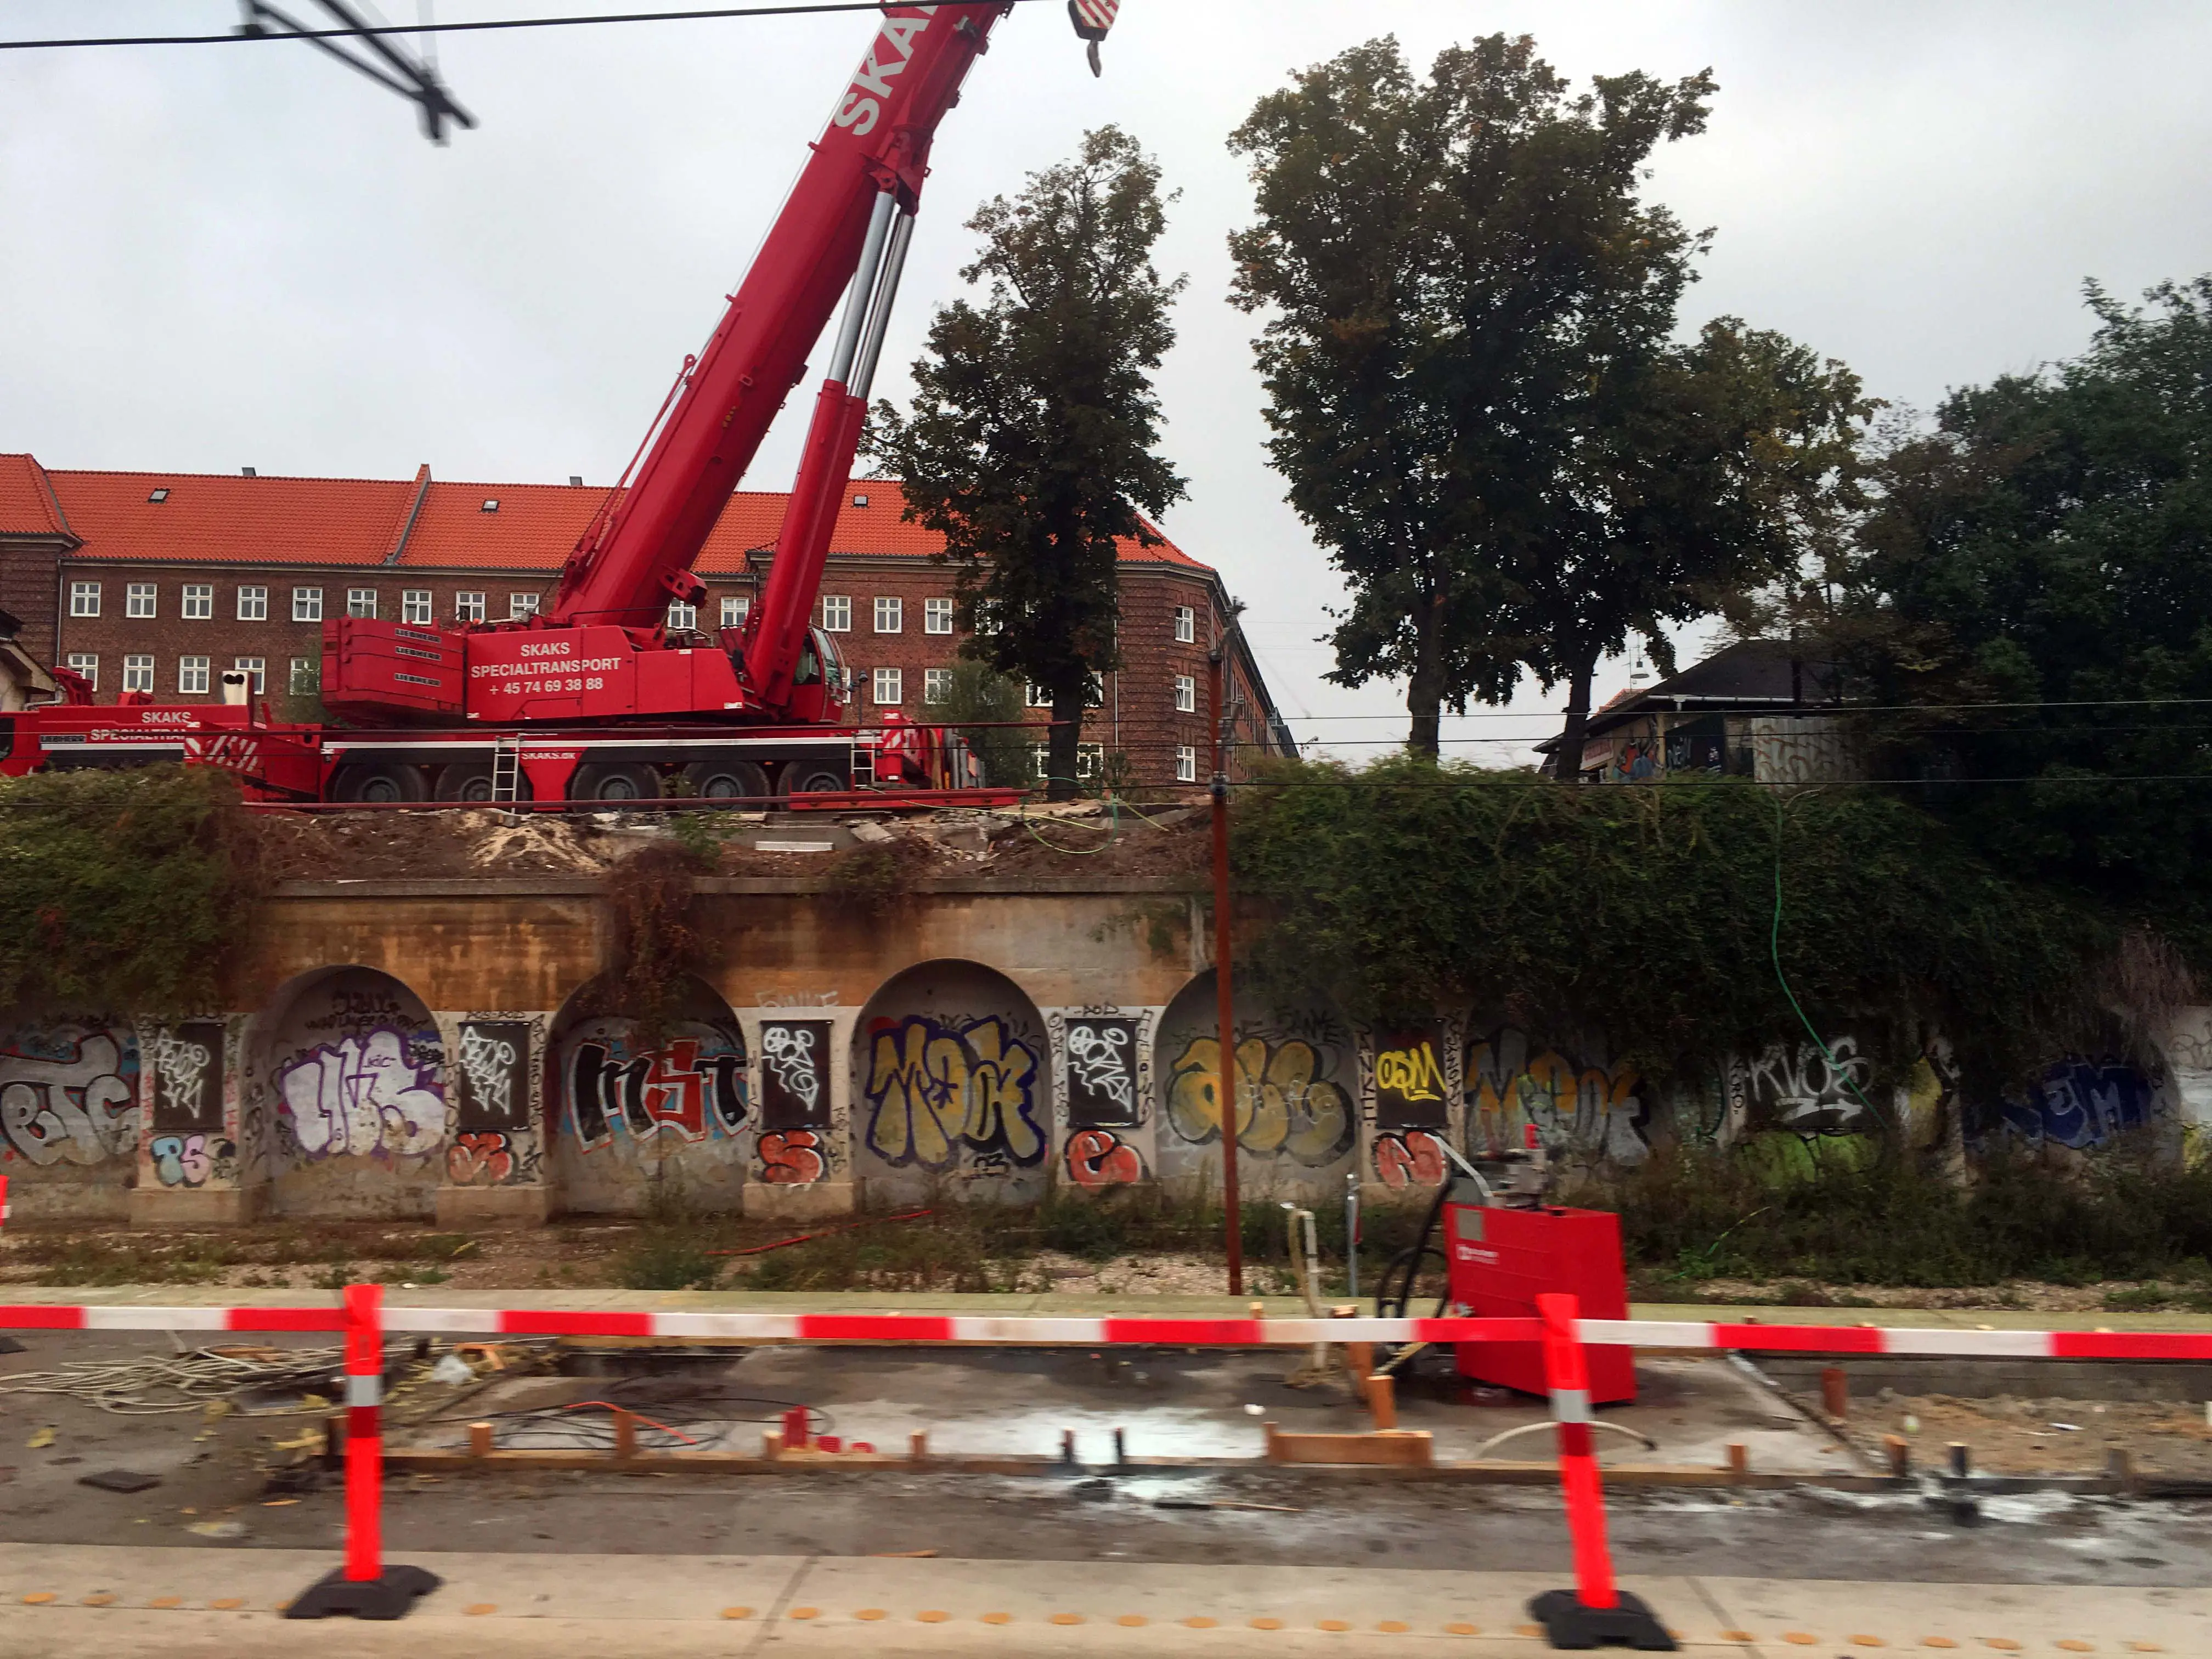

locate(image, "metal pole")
[[1345, 1170, 1360, 1300], [1209, 640, 1242, 1296]]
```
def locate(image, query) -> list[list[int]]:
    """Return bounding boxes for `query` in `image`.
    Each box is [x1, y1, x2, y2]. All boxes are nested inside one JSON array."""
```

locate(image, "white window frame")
[[872, 666, 902, 706], [177, 656, 210, 695], [720, 594, 750, 628], [667, 600, 698, 632], [126, 582, 157, 619], [289, 657, 317, 694], [64, 653, 97, 689], [1177, 745, 1198, 783], [454, 591, 486, 623], [1174, 675, 1197, 713], [292, 586, 323, 623], [821, 595, 852, 633], [509, 592, 540, 620], [923, 596, 955, 635], [181, 583, 213, 620], [923, 667, 952, 705], [236, 585, 268, 621], [400, 589, 433, 626], [346, 588, 377, 620], [873, 596, 902, 634], [122, 654, 154, 694], [1175, 606, 1196, 644], [69, 582, 101, 618], [1026, 683, 1052, 709], [233, 656, 266, 695], [1034, 742, 1104, 781]]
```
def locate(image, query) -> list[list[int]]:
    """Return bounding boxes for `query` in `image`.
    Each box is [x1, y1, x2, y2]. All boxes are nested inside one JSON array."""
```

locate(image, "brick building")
[[0, 455, 1294, 785]]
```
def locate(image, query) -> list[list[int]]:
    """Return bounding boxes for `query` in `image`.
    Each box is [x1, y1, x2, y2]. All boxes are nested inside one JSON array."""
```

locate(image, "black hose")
[[1373, 1177, 1454, 1321]]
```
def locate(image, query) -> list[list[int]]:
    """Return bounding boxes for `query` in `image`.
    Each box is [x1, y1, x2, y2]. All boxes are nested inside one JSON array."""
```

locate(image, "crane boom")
[[544, 3, 1008, 631]]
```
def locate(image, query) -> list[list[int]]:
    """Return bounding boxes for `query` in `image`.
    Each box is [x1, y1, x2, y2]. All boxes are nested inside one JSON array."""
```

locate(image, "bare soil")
[[1855, 1391, 2212, 1477]]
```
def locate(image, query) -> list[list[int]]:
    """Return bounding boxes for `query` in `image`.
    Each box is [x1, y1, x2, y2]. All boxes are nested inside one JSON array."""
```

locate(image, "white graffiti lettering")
[[0, 1031, 139, 1167], [1065, 1023, 1133, 1115], [761, 1025, 822, 1115], [153, 1032, 216, 1125], [457, 1026, 520, 1124], [278, 1029, 447, 1159]]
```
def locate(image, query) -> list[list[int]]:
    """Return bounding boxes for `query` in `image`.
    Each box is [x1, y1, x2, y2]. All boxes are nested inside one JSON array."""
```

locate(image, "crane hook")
[[1068, 0, 1117, 78]]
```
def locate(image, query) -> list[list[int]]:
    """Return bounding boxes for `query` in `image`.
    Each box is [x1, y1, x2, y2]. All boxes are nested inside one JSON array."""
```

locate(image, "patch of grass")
[[614, 1231, 721, 1291], [20, 1239, 233, 1287], [1590, 1141, 2212, 1288], [2102, 1284, 2175, 1312]]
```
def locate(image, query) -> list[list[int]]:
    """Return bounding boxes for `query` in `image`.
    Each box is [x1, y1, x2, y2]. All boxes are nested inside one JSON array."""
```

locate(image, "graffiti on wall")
[[150, 1023, 225, 1133], [1064, 1019, 1140, 1128], [1372, 1028, 1449, 1131], [279, 1029, 448, 1159], [1373, 1128, 1446, 1189], [151, 1132, 237, 1189], [759, 1022, 831, 1130], [453, 1023, 530, 1132], [568, 1036, 748, 1152], [1064, 1126, 1144, 1188], [1, 1020, 140, 1168], [1164, 1034, 1353, 1166], [862, 1014, 1045, 1171], [1999, 1056, 2162, 1150], [1735, 1036, 1876, 1137], [447, 1130, 539, 1187], [758, 1129, 828, 1184], [1466, 1029, 1645, 1165]]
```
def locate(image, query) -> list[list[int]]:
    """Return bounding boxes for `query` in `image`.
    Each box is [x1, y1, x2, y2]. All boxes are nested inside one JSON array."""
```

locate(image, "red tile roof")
[[0, 455, 69, 537], [13, 461, 1209, 574]]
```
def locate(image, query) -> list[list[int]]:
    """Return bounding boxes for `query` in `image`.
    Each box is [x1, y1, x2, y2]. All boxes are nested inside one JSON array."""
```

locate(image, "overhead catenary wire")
[[0, 0, 1064, 52]]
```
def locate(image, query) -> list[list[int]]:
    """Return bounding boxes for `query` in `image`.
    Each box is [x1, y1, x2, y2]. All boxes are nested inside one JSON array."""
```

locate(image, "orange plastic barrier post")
[[285, 1284, 443, 1620], [1525, 1292, 1674, 1651]]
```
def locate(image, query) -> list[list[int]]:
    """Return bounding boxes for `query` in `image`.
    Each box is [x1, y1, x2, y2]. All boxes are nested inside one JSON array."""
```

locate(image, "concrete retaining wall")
[[0, 874, 2195, 1226]]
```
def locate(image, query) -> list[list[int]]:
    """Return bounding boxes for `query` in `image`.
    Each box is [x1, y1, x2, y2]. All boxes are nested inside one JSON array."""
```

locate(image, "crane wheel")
[[331, 761, 429, 804], [568, 762, 662, 803], [786, 764, 849, 796], [434, 763, 533, 804], [681, 758, 771, 801]]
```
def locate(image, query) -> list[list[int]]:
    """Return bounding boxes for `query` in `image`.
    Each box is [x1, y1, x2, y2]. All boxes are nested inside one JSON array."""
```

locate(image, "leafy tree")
[[934, 660, 1030, 789], [873, 127, 1186, 799], [1228, 35, 1870, 761], [1840, 277, 2212, 943]]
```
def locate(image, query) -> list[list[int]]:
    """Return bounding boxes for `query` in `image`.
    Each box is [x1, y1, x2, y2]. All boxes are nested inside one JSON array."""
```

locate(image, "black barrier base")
[[284, 1565, 442, 1621], [1528, 1588, 1677, 1651]]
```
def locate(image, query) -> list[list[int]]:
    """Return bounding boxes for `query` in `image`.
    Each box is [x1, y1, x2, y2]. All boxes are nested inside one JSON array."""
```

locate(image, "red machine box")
[[1444, 1198, 1635, 1403]]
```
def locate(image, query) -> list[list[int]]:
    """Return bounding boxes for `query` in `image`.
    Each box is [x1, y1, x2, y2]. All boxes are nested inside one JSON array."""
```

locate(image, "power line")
[[0, 1, 1057, 52], [1271, 696, 2212, 723]]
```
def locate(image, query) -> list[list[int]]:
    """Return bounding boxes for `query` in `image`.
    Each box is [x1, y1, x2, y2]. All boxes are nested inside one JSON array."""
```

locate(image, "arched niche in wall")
[[549, 974, 750, 1216], [253, 966, 447, 1220], [0, 1006, 142, 1220], [850, 960, 1052, 1205], [1152, 972, 1357, 1199]]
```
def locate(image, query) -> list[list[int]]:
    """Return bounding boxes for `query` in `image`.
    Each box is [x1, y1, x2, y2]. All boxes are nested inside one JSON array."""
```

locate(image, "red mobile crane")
[[4, 2, 1124, 806]]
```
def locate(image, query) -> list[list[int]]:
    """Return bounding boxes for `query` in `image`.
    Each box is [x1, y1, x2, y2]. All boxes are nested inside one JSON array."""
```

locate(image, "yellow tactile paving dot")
[[1721, 1634, 1755, 1645], [1854, 1639, 1887, 1649], [855, 1609, 887, 1622], [2124, 1646, 2165, 1654], [1317, 1618, 1351, 1632], [80, 1595, 115, 1607], [1182, 1617, 1218, 1629], [1782, 1638, 1820, 1649], [208, 1598, 245, 1611], [19, 1594, 55, 1605], [917, 1610, 950, 1623], [1377, 1621, 1408, 1634], [1250, 1616, 1284, 1630], [719, 1607, 753, 1621], [1116, 1615, 1147, 1628], [1923, 1644, 1961, 1652], [980, 1611, 1012, 1626], [464, 1604, 498, 1617], [1982, 1643, 2022, 1654], [1444, 1624, 1480, 1637], [2056, 1645, 2095, 1654], [1050, 1612, 1084, 1626], [148, 1597, 182, 1610], [788, 1606, 820, 1621]]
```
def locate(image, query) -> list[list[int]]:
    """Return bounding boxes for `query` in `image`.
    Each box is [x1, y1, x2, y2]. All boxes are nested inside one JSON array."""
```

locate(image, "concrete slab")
[[0, 1545, 2204, 1658]]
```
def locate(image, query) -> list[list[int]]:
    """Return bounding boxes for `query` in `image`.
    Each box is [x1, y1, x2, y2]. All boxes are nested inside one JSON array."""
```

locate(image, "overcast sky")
[[5, 1, 2210, 763]]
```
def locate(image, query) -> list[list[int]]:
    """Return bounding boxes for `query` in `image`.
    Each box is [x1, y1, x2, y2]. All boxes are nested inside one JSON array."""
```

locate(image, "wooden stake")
[[1725, 1442, 1750, 1481], [1365, 1373, 1397, 1431], [469, 1421, 494, 1460], [613, 1409, 639, 1462]]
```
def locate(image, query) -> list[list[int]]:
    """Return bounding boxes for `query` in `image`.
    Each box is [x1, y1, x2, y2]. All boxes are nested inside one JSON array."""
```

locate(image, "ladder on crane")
[[490, 735, 522, 811]]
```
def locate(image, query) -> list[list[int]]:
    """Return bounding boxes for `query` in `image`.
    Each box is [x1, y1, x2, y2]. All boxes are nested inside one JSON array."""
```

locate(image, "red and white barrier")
[[2, 1302, 2206, 1358]]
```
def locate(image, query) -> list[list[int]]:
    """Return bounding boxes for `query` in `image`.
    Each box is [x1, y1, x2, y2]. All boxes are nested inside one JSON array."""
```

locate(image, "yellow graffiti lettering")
[[1374, 1043, 1444, 1102], [863, 1015, 1042, 1171], [1166, 1036, 1351, 1167]]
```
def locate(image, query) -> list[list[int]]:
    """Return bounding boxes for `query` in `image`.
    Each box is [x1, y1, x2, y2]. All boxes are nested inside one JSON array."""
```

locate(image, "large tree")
[[1838, 277, 2212, 932], [873, 127, 1186, 798], [1228, 34, 1869, 761]]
